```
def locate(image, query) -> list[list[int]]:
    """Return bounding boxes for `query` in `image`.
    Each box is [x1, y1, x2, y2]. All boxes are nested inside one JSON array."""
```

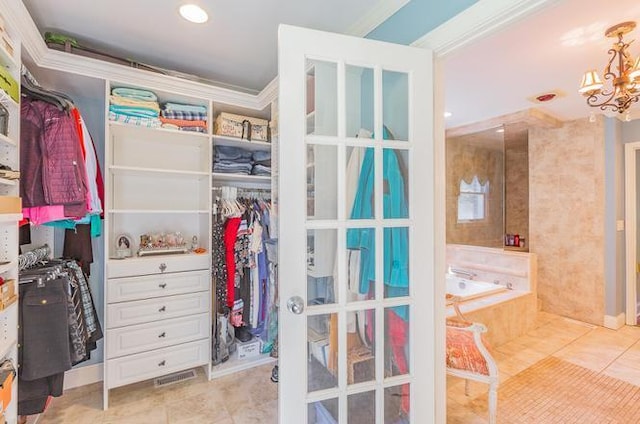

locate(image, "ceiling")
[[443, 0, 640, 128], [18, 0, 640, 128], [21, 0, 385, 93]]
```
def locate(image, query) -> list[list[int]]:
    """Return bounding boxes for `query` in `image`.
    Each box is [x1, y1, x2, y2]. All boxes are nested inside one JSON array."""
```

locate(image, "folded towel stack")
[[109, 87, 161, 128], [160, 102, 208, 133], [213, 146, 272, 177]]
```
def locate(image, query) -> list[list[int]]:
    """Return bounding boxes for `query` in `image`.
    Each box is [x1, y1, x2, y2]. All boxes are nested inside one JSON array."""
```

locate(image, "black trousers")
[[18, 278, 72, 415]]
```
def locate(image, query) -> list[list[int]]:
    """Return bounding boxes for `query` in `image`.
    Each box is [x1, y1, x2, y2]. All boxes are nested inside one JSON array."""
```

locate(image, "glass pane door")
[[278, 24, 437, 423]]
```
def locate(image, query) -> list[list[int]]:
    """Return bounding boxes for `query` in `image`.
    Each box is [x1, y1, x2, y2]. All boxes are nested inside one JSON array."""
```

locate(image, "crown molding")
[[412, 0, 562, 56], [346, 0, 410, 38], [256, 75, 279, 110]]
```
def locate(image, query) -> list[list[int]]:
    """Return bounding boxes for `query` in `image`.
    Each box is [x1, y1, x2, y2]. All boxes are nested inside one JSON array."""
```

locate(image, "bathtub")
[[446, 274, 507, 302]]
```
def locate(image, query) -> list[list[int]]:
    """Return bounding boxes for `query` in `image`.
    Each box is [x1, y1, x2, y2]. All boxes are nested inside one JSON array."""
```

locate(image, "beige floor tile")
[[602, 360, 640, 387], [103, 406, 168, 424], [39, 388, 105, 424], [166, 390, 233, 423], [231, 398, 278, 424]]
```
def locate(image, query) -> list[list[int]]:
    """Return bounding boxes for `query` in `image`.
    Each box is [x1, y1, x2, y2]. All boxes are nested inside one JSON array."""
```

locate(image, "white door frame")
[[625, 142, 640, 325]]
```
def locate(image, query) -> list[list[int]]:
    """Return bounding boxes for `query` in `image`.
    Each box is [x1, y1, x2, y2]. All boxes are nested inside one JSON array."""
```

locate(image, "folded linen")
[[164, 102, 208, 114], [180, 126, 207, 133], [109, 104, 159, 118], [252, 150, 271, 161], [109, 111, 161, 128], [161, 110, 208, 121], [112, 87, 158, 102], [213, 163, 253, 174], [110, 95, 160, 111], [159, 117, 207, 129], [252, 164, 272, 176], [215, 146, 253, 161], [253, 159, 271, 167]]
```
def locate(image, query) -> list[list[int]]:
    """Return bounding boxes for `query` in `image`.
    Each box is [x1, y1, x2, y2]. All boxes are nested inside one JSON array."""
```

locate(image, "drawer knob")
[[159, 283, 167, 289], [159, 306, 166, 313], [159, 263, 167, 272], [158, 360, 166, 367], [158, 332, 166, 338]]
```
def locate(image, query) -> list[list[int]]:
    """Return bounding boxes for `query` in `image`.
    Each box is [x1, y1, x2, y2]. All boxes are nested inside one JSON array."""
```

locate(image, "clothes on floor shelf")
[[17, 245, 103, 417], [211, 190, 278, 364], [213, 146, 272, 176], [20, 77, 104, 234]]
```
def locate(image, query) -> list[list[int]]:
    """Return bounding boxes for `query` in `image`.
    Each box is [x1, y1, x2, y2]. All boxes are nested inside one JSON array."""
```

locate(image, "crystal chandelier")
[[579, 21, 640, 114]]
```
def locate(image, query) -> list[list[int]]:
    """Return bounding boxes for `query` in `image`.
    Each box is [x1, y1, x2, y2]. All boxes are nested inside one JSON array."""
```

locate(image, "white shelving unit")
[[103, 82, 213, 409], [102, 80, 277, 402], [0, 11, 20, 424]]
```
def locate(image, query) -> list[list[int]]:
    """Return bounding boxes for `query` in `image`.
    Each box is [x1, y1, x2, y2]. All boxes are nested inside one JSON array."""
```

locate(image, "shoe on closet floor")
[[271, 365, 278, 383]]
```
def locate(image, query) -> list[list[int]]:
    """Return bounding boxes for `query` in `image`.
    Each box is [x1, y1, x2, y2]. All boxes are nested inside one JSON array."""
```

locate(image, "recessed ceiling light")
[[444, 111, 452, 118], [179, 4, 208, 24]]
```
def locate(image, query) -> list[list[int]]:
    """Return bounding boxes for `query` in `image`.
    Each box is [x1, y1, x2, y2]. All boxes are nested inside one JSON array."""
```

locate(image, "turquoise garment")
[[112, 87, 158, 102], [109, 104, 159, 118], [346, 148, 409, 292], [45, 214, 102, 237]]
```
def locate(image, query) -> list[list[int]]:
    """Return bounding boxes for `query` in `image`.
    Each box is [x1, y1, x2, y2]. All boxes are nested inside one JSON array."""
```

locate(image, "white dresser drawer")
[[106, 313, 209, 358], [107, 254, 209, 279], [106, 339, 209, 389], [106, 292, 210, 329], [107, 270, 209, 303]]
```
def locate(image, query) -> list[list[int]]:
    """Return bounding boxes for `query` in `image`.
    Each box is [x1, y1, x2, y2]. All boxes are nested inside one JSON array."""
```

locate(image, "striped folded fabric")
[[109, 111, 161, 128], [163, 102, 207, 114], [159, 117, 207, 129], [160, 109, 208, 121]]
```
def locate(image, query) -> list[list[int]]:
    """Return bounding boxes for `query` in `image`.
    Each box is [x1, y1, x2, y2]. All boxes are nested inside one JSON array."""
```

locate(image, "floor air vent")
[[154, 369, 197, 388]]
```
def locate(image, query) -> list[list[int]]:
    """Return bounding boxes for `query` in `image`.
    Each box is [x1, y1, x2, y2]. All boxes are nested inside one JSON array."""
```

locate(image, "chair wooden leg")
[[488, 382, 498, 424]]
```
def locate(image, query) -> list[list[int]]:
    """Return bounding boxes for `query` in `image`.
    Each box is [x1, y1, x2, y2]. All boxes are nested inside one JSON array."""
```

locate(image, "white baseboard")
[[604, 313, 626, 330], [63, 363, 103, 390]]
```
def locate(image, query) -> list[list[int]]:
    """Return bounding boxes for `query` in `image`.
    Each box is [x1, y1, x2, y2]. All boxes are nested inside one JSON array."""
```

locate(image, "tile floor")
[[447, 311, 640, 423], [35, 364, 278, 424], [33, 311, 640, 423]]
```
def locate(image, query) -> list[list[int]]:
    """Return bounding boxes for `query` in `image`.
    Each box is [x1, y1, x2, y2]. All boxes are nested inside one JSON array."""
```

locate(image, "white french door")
[[278, 24, 438, 423]]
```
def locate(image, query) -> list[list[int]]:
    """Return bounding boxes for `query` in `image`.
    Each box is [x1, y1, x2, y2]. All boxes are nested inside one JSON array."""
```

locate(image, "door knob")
[[287, 296, 305, 315]]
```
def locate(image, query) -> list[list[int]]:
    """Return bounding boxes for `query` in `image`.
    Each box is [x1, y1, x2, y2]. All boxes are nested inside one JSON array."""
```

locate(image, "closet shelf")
[[108, 209, 210, 214], [210, 352, 276, 379], [0, 177, 17, 187], [109, 165, 210, 178], [0, 41, 18, 75], [0, 133, 17, 147], [213, 135, 271, 152], [109, 120, 210, 138], [0, 213, 21, 223], [212, 173, 271, 186], [0, 260, 17, 274]]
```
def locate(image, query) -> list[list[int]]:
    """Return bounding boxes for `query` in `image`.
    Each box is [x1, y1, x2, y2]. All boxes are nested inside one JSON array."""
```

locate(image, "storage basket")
[[214, 112, 270, 142]]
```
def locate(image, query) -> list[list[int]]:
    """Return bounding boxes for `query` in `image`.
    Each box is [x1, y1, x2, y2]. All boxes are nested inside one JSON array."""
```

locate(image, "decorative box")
[[214, 112, 270, 142], [235, 336, 262, 360]]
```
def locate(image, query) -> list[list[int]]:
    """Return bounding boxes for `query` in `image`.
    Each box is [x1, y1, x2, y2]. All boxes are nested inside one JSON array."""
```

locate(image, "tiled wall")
[[446, 135, 504, 247], [529, 116, 605, 326], [505, 128, 529, 245]]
